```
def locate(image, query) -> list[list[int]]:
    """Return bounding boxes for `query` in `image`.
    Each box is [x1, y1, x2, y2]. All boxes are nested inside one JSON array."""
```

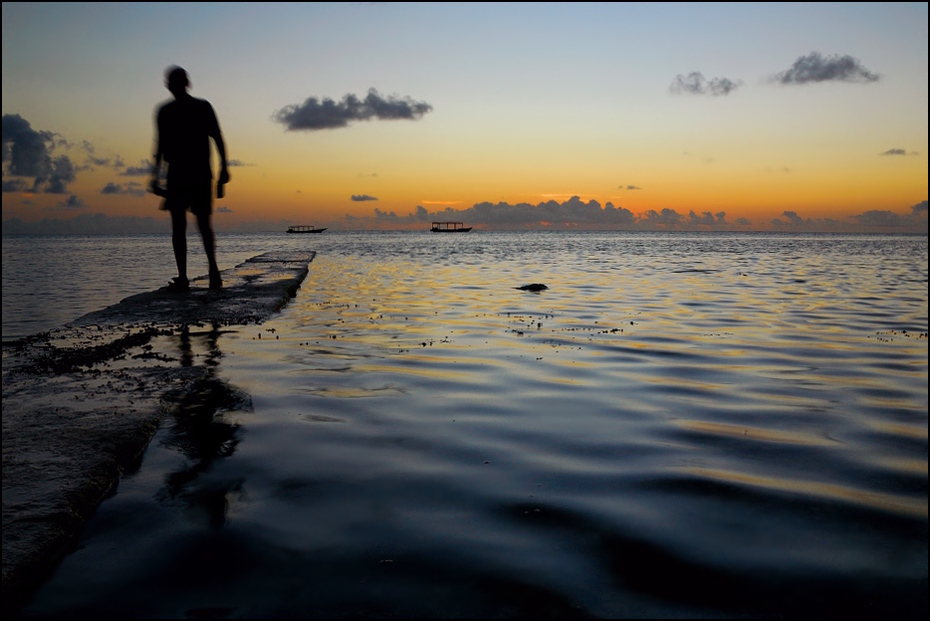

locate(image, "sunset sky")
[[2, 2, 927, 233]]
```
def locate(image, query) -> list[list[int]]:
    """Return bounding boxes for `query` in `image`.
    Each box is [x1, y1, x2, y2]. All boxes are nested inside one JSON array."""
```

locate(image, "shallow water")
[[7, 232, 929, 618]]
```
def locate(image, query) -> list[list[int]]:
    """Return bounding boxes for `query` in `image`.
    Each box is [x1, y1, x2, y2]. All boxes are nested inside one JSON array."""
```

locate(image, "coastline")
[[1, 252, 314, 616]]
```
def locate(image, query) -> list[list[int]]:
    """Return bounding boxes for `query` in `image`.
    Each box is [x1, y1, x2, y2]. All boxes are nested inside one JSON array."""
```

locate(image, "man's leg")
[[196, 210, 221, 288], [170, 207, 188, 282]]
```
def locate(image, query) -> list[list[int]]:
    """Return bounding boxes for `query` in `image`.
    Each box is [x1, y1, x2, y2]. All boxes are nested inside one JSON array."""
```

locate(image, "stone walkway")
[[1, 251, 314, 615]]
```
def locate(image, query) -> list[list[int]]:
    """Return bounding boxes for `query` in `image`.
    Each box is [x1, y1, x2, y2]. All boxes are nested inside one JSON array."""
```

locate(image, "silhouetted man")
[[151, 65, 229, 291]]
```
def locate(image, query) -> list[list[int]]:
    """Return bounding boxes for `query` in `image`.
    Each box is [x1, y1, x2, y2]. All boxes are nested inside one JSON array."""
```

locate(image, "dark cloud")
[[3, 114, 58, 175], [351, 194, 378, 202], [853, 210, 906, 228], [670, 72, 743, 96], [852, 201, 928, 232], [348, 198, 754, 231], [619, 185, 642, 190], [2, 178, 29, 192], [354, 196, 638, 230], [119, 160, 154, 176], [216, 206, 233, 213], [686, 210, 728, 227], [80, 140, 110, 167], [880, 148, 917, 156], [227, 159, 254, 167], [1, 115, 85, 194], [53, 194, 87, 210], [766, 203, 927, 233], [273, 88, 433, 130], [101, 181, 146, 197], [2, 113, 76, 194], [641, 208, 683, 226], [773, 52, 879, 84]]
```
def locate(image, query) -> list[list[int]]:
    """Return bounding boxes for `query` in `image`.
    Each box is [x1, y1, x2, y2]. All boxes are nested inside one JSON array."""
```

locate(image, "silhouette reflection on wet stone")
[[160, 323, 251, 530]]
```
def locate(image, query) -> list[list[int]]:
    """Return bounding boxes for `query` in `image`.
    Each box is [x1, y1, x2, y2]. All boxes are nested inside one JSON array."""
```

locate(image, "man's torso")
[[157, 96, 219, 186]]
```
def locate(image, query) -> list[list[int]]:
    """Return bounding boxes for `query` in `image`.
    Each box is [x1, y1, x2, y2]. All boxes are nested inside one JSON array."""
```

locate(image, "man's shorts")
[[163, 181, 212, 217]]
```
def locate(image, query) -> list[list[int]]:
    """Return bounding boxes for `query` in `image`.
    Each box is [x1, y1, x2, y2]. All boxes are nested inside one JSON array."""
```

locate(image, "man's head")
[[165, 66, 189, 98]]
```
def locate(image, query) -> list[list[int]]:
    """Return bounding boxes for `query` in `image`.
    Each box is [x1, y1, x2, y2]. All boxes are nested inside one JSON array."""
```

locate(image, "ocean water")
[[4, 231, 928, 618]]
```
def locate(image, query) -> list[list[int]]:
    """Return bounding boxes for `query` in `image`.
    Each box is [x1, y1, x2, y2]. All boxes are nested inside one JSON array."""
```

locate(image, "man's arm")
[[215, 131, 229, 185], [150, 110, 163, 192], [207, 103, 229, 185]]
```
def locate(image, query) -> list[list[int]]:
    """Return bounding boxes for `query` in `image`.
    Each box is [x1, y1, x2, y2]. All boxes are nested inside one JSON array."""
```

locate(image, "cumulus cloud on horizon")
[[670, 72, 743, 96], [273, 88, 433, 131], [768, 201, 927, 233], [351, 194, 378, 202], [773, 52, 879, 84]]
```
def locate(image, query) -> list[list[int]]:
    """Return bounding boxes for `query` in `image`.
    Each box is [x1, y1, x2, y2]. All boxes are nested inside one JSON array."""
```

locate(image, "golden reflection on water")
[[869, 420, 928, 441], [678, 466, 927, 519], [676, 419, 838, 447]]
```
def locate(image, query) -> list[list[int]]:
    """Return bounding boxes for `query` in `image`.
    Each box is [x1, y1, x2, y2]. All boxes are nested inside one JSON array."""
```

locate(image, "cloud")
[[773, 52, 879, 84], [80, 140, 111, 167], [641, 208, 683, 226], [619, 184, 642, 190], [51, 194, 87, 210], [3, 114, 58, 175], [216, 206, 233, 213], [351, 194, 378, 202], [852, 201, 927, 233], [687, 210, 728, 227], [273, 88, 433, 130], [119, 160, 154, 176], [2, 113, 79, 193], [101, 181, 146, 196], [2, 178, 29, 192], [227, 159, 254, 167], [765, 202, 927, 233], [352, 196, 639, 230], [880, 148, 918, 156], [345, 197, 758, 231], [670, 72, 743, 96]]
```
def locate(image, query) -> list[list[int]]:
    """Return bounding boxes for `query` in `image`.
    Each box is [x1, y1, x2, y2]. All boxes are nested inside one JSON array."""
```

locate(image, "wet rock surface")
[[1, 251, 313, 615]]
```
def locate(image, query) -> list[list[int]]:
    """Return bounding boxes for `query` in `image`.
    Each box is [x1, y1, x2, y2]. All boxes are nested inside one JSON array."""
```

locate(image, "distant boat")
[[430, 221, 472, 233], [287, 225, 326, 234]]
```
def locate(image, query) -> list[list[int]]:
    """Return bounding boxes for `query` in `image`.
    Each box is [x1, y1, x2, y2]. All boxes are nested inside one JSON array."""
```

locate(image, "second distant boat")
[[430, 221, 472, 233], [287, 225, 326, 234]]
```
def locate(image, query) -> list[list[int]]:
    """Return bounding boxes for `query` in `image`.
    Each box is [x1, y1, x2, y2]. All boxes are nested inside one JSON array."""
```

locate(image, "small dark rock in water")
[[516, 284, 548, 292]]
